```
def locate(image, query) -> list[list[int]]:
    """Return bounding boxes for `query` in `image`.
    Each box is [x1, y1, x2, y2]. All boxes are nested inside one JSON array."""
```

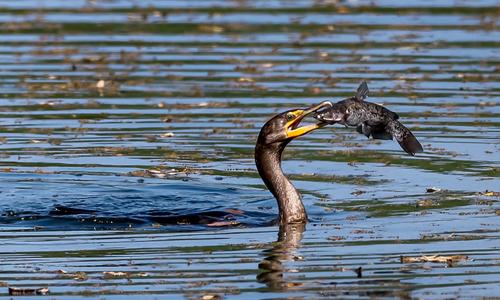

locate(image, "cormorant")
[[255, 102, 332, 225]]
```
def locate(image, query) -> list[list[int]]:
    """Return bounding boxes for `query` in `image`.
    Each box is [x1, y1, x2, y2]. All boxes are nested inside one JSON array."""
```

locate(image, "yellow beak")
[[285, 101, 332, 139]]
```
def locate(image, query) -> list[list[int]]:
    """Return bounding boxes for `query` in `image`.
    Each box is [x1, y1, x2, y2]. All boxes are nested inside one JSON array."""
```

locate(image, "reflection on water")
[[258, 224, 306, 290], [257, 224, 415, 298]]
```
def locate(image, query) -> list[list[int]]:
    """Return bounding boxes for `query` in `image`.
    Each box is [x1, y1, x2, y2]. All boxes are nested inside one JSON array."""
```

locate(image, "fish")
[[315, 81, 423, 156]]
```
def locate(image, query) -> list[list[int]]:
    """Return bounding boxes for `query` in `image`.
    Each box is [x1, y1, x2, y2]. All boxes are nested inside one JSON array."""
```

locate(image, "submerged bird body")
[[315, 82, 423, 155]]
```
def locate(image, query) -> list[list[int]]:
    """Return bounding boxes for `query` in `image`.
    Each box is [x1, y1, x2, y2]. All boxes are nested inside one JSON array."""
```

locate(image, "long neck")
[[255, 145, 307, 224]]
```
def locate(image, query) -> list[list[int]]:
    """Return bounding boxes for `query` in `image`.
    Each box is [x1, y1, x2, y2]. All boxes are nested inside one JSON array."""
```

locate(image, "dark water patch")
[[0, 173, 277, 230]]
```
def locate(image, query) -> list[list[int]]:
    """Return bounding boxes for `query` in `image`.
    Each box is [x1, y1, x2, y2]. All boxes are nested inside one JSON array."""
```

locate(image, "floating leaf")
[[9, 287, 49, 296], [401, 254, 468, 266]]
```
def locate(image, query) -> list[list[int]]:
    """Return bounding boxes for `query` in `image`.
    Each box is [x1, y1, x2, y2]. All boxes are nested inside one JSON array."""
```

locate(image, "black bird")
[[314, 82, 423, 156], [255, 102, 331, 225], [49, 101, 331, 229]]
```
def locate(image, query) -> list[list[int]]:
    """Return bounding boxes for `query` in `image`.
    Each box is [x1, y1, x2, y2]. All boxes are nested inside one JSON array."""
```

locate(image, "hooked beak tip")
[[285, 101, 332, 138]]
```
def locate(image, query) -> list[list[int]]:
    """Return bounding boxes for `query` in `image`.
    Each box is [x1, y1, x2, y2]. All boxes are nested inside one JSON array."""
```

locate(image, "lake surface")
[[0, 0, 498, 298]]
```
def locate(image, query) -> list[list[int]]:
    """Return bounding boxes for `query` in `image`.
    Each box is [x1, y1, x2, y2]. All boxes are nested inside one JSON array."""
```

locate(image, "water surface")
[[0, 0, 498, 298]]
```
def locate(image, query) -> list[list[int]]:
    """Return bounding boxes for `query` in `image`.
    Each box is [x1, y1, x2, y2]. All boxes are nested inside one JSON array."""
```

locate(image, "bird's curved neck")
[[255, 146, 307, 224]]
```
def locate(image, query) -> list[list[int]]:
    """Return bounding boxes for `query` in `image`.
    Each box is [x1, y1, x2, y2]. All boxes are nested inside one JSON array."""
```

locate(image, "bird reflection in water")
[[257, 224, 412, 297], [257, 223, 306, 290]]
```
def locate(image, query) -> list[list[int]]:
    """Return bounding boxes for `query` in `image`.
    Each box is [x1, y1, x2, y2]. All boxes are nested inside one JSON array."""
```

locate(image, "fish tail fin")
[[386, 120, 423, 156]]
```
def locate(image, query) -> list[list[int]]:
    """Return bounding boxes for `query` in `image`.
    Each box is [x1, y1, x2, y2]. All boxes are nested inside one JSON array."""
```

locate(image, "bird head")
[[257, 101, 332, 147]]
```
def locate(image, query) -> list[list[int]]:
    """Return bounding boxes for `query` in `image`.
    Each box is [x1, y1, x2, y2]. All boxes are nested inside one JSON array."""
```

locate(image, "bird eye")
[[286, 113, 295, 121]]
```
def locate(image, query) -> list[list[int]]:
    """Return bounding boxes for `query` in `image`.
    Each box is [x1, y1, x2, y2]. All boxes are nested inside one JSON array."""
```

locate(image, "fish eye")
[[286, 113, 295, 121]]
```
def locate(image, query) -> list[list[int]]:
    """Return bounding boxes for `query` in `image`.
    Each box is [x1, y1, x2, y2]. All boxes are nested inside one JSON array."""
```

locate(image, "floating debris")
[[56, 270, 88, 281], [237, 77, 255, 83], [161, 132, 175, 138], [354, 267, 363, 278], [127, 168, 189, 179], [480, 190, 500, 197], [400, 255, 468, 266], [420, 233, 484, 241], [206, 221, 240, 227], [416, 199, 438, 208], [103, 271, 129, 278], [350, 190, 366, 196], [8, 287, 49, 296], [426, 187, 442, 193], [201, 294, 221, 300], [96, 79, 105, 89], [328, 236, 345, 241]]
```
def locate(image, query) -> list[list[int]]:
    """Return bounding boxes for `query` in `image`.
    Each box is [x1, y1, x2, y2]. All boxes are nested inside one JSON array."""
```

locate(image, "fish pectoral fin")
[[355, 124, 363, 134], [356, 124, 372, 138], [371, 129, 393, 140]]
